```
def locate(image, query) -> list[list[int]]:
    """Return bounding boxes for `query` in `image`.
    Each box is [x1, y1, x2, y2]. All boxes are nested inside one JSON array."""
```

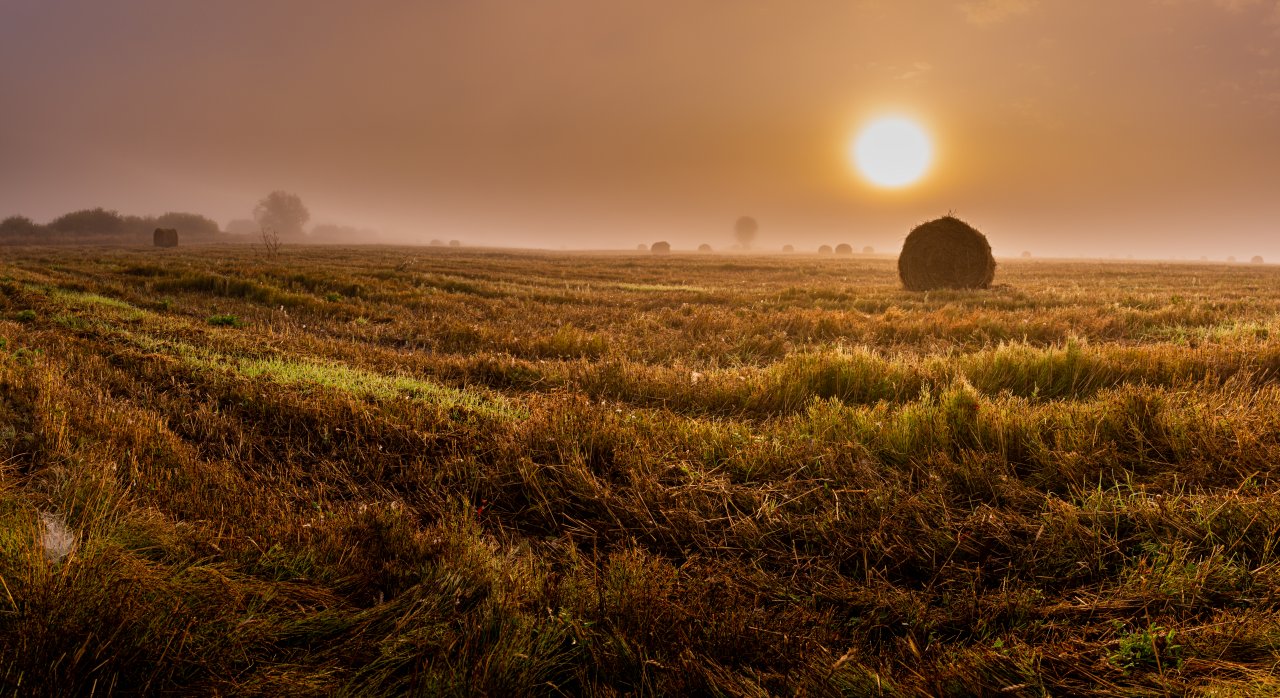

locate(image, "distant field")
[[3, 245, 1280, 695]]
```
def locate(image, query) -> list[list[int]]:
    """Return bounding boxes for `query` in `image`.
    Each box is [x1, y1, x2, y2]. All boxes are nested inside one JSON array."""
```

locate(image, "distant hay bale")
[[637, 243, 648, 251], [1252, 255, 1265, 264], [835, 243, 853, 255], [818, 244, 833, 254], [449, 239, 461, 247], [862, 246, 874, 255], [651, 241, 671, 255], [698, 243, 713, 253], [153, 227, 178, 248], [1227, 256, 1237, 263], [429, 239, 443, 246], [1021, 251, 1032, 259], [782, 244, 794, 253], [897, 216, 996, 291]]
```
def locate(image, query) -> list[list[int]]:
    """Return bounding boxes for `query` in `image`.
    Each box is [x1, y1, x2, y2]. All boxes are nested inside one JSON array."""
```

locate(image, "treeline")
[[0, 208, 224, 245]]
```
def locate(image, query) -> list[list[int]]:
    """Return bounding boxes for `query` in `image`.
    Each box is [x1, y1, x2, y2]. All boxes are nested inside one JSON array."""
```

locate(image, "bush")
[[48, 208, 125, 236], [156, 212, 220, 238], [0, 216, 46, 240]]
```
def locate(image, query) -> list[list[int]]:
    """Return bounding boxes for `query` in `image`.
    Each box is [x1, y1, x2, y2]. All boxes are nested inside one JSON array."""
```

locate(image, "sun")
[[851, 117, 933, 188]]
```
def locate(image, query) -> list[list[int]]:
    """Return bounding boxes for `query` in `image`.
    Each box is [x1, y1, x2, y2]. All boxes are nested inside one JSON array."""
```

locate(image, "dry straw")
[[897, 216, 996, 291], [153, 227, 178, 248]]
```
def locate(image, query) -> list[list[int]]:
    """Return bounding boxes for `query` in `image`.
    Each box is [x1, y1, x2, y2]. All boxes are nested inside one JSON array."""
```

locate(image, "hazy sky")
[[3, 0, 1279, 256]]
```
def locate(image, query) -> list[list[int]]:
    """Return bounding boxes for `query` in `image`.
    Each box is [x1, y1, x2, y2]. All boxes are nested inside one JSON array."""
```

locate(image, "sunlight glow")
[[852, 117, 933, 188]]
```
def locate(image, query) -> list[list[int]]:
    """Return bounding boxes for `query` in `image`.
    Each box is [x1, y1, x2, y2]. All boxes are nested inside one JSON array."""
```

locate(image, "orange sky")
[[2, 1, 1279, 256]]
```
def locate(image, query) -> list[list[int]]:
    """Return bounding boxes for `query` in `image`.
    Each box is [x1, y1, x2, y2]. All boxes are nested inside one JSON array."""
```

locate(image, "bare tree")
[[260, 227, 282, 259]]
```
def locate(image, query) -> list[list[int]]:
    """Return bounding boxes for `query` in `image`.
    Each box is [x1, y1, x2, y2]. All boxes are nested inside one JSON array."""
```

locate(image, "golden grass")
[[2, 245, 1280, 694]]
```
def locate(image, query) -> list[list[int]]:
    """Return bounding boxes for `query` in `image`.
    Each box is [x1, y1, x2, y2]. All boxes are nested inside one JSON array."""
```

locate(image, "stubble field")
[[2, 245, 1280, 696]]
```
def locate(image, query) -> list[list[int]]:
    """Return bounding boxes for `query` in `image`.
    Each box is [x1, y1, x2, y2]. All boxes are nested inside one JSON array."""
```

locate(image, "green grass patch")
[[207, 314, 244, 328]]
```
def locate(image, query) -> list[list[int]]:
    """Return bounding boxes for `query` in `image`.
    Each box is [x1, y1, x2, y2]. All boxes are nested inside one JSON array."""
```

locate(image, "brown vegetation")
[[2, 246, 1280, 695]]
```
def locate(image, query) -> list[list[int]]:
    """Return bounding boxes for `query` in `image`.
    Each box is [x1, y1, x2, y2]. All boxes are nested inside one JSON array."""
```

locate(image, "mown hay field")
[[2, 245, 1280, 696]]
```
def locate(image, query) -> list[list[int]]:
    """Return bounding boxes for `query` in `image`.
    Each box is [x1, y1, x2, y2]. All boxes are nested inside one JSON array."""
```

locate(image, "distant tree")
[[782, 244, 794, 253], [48, 207, 125, 237], [225, 219, 258, 236], [429, 239, 444, 246], [122, 214, 160, 237], [698, 243, 713, 253], [449, 240, 461, 247], [156, 212, 220, 237], [253, 191, 310, 240], [0, 215, 44, 240], [734, 216, 759, 249]]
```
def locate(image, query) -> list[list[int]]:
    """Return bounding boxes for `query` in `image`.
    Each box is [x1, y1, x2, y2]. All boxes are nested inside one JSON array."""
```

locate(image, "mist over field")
[[3, 1, 1280, 257]]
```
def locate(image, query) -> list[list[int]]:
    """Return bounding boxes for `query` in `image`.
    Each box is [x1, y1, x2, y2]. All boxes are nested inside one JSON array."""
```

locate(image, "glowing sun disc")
[[852, 117, 933, 188]]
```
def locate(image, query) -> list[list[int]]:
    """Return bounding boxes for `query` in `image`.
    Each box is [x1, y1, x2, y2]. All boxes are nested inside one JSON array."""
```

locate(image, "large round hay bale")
[[897, 216, 996, 291], [1252, 255, 1265, 265], [818, 244, 833, 255], [651, 241, 671, 255], [835, 243, 853, 255], [153, 227, 178, 248], [698, 243, 713, 253]]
